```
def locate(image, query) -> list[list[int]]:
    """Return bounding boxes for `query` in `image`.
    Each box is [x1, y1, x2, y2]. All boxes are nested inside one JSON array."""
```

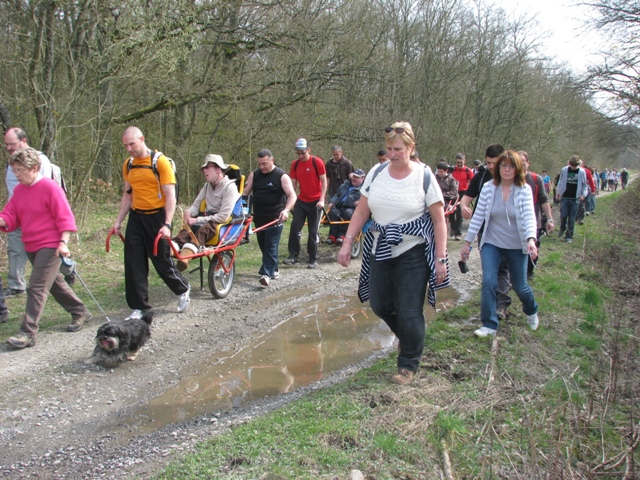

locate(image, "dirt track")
[[0, 236, 480, 479], [2, 181, 621, 479]]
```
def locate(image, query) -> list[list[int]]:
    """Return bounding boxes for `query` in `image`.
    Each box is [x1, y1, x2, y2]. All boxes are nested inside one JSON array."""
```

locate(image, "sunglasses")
[[385, 126, 415, 136]]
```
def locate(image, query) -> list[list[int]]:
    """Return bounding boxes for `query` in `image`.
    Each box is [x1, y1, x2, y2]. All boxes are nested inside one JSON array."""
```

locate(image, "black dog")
[[86, 311, 153, 366]]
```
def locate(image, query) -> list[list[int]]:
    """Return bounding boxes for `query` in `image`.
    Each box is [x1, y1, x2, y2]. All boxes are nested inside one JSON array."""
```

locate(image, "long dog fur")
[[86, 311, 153, 366]]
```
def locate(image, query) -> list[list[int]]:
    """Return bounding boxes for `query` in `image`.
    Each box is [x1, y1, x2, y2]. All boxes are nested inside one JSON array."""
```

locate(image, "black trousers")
[[125, 209, 189, 311], [450, 191, 465, 236], [288, 200, 321, 262]]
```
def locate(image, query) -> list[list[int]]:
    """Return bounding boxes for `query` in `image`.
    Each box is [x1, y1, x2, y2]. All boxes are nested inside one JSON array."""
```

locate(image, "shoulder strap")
[[150, 150, 163, 176], [127, 150, 165, 178], [365, 162, 432, 195], [423, 165, 432, 194], [294, 157, 320, 176], [530, 172, 539, 201], [365, 162, 389, 192]]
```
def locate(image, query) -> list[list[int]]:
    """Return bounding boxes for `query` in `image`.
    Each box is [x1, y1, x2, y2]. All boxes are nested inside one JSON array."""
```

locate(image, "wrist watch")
[[436, 258, 447, 264]]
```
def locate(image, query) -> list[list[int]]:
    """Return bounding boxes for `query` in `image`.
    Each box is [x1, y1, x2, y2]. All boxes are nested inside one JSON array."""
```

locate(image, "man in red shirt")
[[284, 138, 327, 269], [450, 153, 474, 240]]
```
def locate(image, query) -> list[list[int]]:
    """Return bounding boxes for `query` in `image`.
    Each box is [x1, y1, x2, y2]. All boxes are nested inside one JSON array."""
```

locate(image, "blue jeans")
[[368, 244, 429, 373], [560, 197, 579, 240], [257, 223, 283, 278], [480, 243, 538, 331], [586, 192, 595, 213]]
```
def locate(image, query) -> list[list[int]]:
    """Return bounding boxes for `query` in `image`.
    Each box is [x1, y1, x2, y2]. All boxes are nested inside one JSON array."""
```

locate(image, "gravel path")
[[0, 238, 480, 479]]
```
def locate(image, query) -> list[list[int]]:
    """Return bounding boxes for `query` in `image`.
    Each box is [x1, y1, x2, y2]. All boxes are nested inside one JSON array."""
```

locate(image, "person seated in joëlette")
[[171, 154, 239, 271], [325, 169, 366, 245]]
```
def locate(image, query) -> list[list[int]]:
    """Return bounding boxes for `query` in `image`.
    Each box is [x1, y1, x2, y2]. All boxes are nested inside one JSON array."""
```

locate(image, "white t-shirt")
[[362, 163, 443, 257]]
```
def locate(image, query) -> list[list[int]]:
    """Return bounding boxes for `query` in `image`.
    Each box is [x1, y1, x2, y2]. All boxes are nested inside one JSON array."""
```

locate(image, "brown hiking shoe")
[[6, 332, 35, 349], [390, 368, 415, 385], [67, 313, 93, 332], [177, 258, 189, 272]]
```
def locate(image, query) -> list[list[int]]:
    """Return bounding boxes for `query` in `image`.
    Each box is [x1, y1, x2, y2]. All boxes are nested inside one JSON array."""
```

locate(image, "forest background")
[[0, 0, 638, 210]]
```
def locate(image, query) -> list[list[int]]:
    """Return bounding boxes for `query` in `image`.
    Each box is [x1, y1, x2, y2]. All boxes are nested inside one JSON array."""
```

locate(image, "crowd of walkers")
[[0, 123, 632, 391]]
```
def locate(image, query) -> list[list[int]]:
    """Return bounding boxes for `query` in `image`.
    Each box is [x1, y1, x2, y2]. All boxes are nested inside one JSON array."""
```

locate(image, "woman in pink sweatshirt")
[[0, 148, 91, 349]]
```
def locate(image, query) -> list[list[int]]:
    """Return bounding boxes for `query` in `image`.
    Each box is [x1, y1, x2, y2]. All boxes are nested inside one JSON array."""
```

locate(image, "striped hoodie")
[[465, 181, 537, 254]]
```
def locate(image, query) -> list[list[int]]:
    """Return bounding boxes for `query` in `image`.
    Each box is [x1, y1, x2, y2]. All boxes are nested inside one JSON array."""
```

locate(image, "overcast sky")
[[490, 0, 607, 73]]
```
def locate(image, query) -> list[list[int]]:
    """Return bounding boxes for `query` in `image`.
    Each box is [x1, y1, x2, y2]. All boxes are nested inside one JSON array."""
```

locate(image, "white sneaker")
[[272, 271, 280, 280], [474, 326, 497, 337], [126, 309, 143, 321], [177, 286, 191, 313], [527, 313, 539, 330], [259, 275, 270, 286]]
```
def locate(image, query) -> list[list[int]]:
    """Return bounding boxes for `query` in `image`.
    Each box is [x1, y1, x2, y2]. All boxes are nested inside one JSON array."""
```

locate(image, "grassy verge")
[[155, 186, 640, 479]]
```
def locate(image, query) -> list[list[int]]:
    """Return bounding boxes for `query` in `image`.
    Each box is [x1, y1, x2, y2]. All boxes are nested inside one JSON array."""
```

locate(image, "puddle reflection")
[[111, 288, 457, 436]]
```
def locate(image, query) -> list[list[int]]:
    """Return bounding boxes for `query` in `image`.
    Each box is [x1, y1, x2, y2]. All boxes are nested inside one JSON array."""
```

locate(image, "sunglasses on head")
[[385, 126, 406, 135]]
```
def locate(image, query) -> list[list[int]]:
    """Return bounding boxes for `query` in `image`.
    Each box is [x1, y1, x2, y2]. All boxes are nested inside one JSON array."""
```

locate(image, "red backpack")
[[530, 172, 539, 203]]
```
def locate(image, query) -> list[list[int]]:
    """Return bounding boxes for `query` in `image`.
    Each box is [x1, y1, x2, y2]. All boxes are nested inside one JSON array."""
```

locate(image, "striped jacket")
[[465, 181, 537, 254]]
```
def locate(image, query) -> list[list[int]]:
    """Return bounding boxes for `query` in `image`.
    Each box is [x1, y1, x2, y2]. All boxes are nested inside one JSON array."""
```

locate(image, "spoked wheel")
[[350, 235, 363, 259], [208, 251, 235, 298]]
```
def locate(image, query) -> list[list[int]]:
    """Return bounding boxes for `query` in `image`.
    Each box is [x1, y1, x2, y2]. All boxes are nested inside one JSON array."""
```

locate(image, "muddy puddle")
[[109, 289, 457, 437]]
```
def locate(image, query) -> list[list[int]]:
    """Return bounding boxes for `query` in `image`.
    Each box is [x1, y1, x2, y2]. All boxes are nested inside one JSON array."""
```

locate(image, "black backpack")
[[126, 150, 178, 201]]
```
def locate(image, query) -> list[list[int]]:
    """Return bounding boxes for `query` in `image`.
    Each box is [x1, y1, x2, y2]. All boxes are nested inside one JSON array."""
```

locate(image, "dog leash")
[[60, 255, 112, 323]]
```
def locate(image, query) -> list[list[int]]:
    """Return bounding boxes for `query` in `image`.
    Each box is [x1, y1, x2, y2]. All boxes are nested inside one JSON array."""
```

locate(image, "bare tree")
[[581, 0, 640, 123]]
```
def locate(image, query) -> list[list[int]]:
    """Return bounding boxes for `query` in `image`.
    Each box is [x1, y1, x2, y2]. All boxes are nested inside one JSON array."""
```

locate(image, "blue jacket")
[[328, 180, 362, 209]]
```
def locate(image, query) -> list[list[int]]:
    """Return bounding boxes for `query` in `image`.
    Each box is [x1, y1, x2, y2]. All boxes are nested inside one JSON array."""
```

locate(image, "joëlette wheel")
[[350, 236, 362, 259], [208, 251, 235, 298]]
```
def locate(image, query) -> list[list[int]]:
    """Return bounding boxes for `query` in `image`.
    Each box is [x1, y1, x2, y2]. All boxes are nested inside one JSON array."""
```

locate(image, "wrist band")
[[345, 235, 353, 239], [164, 222, 172, 230], [60, 240, 67, 244]]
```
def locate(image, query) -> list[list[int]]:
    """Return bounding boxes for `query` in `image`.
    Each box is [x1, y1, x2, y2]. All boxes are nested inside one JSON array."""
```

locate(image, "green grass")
[[151, 185, 640, 478]]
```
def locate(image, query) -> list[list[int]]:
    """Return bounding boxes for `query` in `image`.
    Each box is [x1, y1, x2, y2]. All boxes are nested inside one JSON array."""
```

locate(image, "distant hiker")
[[450, 153, 474, 241], [555, 155, 588, 244]]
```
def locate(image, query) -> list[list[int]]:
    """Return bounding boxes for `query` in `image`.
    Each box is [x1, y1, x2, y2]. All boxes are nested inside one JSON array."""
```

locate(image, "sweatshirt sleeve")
[[49, 184, 77, 233], [0, 196, 19, 232]]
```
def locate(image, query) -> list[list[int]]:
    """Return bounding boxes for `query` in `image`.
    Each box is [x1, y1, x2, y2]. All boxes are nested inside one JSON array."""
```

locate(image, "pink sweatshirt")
[[0, 177, 77, 252]]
